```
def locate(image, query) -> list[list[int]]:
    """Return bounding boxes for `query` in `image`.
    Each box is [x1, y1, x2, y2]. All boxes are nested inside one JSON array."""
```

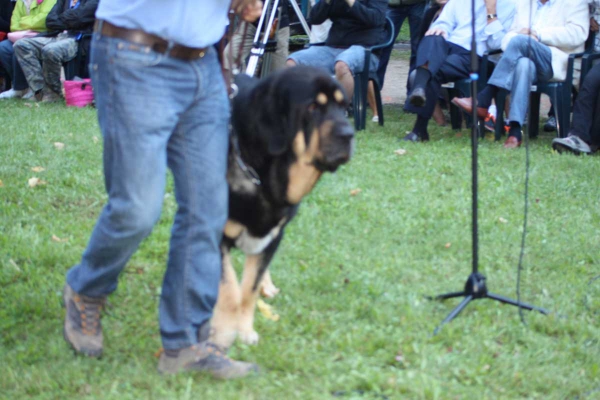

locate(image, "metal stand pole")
[[431, 0, 548, 334]]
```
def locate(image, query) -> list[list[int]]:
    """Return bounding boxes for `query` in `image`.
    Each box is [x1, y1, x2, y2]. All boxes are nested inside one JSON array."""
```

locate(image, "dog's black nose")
[[337, 124, 354, 138]]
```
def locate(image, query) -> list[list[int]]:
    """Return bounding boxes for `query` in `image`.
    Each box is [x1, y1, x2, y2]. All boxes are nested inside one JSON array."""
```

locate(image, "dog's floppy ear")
[[251, 76, 305, 157], [266, 105, 303, 156]]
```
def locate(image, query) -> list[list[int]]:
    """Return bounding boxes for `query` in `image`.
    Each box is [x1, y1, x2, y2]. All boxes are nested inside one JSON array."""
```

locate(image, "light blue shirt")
[[96, 0, 231, 48], [430, 0, 516, 56]]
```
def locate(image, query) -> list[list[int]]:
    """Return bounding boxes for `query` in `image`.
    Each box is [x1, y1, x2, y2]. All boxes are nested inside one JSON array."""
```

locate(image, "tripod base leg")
[[486, 292, 549, 315], [434, 291, 466, 301], [433, 295, 473, 335]]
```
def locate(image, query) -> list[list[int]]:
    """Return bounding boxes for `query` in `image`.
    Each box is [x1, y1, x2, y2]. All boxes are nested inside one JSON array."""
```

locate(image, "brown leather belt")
[[94, 20, 207, 61]]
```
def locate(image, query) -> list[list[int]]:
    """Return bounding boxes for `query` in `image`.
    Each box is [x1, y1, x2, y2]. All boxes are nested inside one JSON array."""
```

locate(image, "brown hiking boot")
[[63, 284, 105, 357], [157, 341, 259, 379]]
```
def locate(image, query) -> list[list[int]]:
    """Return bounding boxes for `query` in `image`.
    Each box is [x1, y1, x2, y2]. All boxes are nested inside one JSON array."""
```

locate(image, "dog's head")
[[232, 66, 355, 173]]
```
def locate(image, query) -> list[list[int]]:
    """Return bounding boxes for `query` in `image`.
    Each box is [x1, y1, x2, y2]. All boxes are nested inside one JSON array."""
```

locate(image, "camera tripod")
[[245, 0, 312, 77]]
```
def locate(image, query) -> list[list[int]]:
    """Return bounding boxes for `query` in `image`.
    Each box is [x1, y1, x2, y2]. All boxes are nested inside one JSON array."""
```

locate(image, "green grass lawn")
[[1, 99, 599, 400]]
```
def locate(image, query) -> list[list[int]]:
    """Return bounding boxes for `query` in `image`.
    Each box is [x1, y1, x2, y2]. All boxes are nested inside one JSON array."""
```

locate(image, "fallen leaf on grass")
[[28, 177, 47, 188], [0, 180, 3, 187], [498, 217, 508, 224], [394, 148, 407, 156], [51, 234, 68, 243], [9, 259, 21, 272], [257, 299, 280, 321], [445, 242, 452, 248], [350, 188, 362, 196], [92, 136, 99, 144], [54, 142, 65, 150], [395, 351, 404, 363], [24, 103, 32, 108], [31, 166, 45, 172], [35, 103, 40, 108]]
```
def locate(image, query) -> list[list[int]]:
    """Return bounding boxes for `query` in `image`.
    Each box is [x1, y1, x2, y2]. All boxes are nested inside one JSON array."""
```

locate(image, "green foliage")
[[1, 101, 599, 399]]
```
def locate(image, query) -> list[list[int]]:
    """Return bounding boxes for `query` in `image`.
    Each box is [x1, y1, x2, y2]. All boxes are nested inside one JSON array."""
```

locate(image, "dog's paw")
[[260, 271, 280, 298], [260, 283, 280, 298], [238, 329, 260, 345]]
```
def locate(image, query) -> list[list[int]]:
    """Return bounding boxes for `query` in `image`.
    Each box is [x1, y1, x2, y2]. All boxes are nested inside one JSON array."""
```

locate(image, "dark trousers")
[[0, 40, 28, 91], [404, 35, 472, 119], [571, 63, 600, 146], [376, 2, 426, 91]]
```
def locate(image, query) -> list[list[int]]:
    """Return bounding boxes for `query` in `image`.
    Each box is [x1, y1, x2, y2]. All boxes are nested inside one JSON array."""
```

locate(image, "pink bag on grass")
[[64, 79, 94, 108]]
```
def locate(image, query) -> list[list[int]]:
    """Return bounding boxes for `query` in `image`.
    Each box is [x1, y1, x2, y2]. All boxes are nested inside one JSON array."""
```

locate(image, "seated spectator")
[[13, 0, 97, 103], [0, 0, 15, 40], [591, 0, 600, 51], [452, 0, 589, 148], [286, 0, 388, 103], [0, 0, 54, 99], [0, 0, 13, 90], [551, 63, 600, 154], [224, 3, 290, 75], [368, 0, 426, 123], [544, 0, 600, 133], [376, 0, 426, 92], [403, 0, 516, 142]]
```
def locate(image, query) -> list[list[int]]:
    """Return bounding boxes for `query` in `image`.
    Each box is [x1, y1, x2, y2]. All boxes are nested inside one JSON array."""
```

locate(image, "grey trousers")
[[488, 35, 553, 125]]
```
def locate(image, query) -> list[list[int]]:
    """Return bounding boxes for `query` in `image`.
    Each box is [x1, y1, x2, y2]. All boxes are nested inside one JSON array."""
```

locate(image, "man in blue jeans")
[[62, 0, 263, 379]]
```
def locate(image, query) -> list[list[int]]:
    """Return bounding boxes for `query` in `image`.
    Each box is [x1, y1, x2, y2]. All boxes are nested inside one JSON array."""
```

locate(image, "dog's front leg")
[[238, 234, 283, 345], [210, 246, 241, 349], [238, 254, 264, 345]]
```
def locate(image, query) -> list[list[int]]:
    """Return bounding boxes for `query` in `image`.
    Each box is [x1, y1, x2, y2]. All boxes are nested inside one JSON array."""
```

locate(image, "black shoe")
[[402, 131, 429, 142], [544, 116, 557, 132], [408, 87, 426, 107]]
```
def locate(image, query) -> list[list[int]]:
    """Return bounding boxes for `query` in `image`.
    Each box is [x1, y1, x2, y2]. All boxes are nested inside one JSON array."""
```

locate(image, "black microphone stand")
[[431, 0, 549, 335]]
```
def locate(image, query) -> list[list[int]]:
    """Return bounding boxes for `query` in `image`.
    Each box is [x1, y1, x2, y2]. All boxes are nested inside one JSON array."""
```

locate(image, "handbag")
[[63, 78, 94, 107]]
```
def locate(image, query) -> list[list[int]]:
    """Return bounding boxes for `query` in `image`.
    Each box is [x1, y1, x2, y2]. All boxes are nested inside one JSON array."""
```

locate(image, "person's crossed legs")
[[286, 44, 378, 102]]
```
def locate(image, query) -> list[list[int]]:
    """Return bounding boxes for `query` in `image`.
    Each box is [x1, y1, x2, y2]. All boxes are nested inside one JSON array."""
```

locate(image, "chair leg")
[[374, 81, 384, 126], [558, 87, 571, 138], [495, 91, 507, 141], [353, 83, 363, 131], [448, 89, 463, 130], [529, 92, 541, 139], [353, 72, 368, 131]]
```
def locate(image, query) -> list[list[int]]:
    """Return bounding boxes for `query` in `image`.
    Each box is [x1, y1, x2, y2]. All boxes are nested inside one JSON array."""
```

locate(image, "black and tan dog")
[[210, 66, 354, 347]]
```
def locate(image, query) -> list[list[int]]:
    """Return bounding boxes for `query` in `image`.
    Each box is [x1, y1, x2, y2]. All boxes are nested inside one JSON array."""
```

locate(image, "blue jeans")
[[0, 40, 28, 90], [376, 2, 426, 90], [288, 44, 379, 75], [488, 35, 553, 125], [66, 33, 230, 350]]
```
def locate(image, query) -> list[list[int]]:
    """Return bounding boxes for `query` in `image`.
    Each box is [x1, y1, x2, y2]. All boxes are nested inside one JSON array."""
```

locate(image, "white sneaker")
[[371, 115, 379, 123], [0, 88, 28, 99], [21, 89, 34, 100]]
